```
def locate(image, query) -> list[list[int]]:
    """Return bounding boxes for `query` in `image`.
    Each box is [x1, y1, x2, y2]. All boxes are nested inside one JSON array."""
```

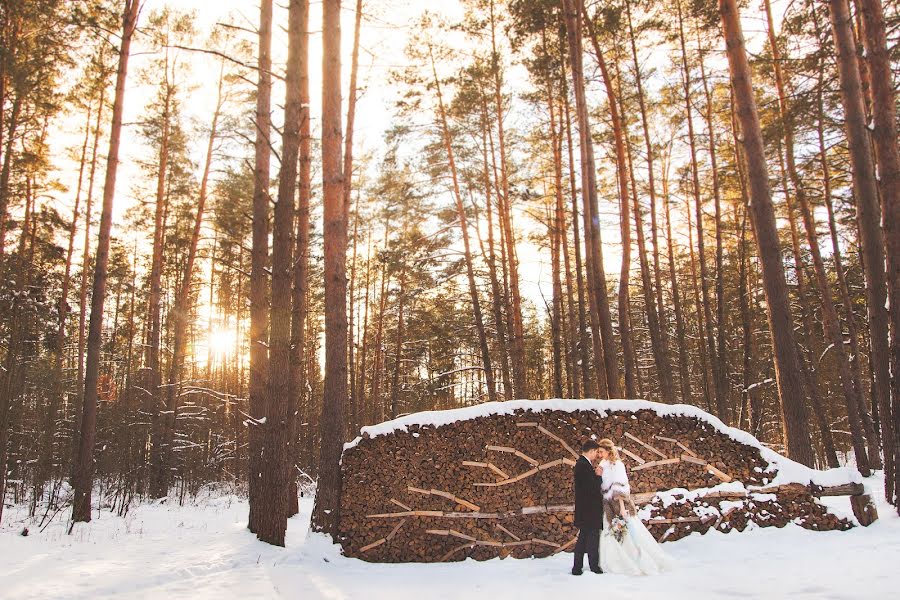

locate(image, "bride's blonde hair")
[[597, 438, 620, 462]]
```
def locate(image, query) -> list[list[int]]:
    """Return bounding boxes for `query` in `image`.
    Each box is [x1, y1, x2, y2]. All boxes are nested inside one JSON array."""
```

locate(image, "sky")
[[42, 0, 791, 338]]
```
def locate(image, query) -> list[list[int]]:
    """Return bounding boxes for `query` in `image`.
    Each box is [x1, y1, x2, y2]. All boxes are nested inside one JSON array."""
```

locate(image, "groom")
[[572, 439, 604, 576]]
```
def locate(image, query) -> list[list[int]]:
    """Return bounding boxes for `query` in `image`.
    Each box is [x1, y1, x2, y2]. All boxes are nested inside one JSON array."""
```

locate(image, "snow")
[[1, 474, 899, 599], [345, 399, 864, 489]]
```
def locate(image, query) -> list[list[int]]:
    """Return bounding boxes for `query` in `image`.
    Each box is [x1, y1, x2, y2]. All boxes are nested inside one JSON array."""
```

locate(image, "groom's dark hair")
[[581, 439, 600, 452]]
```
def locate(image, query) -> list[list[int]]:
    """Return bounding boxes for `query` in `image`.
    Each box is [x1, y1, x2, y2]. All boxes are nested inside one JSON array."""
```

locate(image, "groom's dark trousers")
[[573, 454, 604, 571]]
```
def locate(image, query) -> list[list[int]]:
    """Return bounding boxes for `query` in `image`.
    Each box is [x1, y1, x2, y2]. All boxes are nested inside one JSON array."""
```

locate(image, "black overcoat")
[[573, 455, 604, 529]]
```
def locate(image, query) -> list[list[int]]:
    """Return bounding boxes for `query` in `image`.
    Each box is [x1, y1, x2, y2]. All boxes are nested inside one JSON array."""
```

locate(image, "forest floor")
[[1, 474, 898, 599]]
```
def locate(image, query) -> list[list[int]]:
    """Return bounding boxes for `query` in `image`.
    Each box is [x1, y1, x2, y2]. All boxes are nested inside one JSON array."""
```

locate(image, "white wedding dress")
[[598, 458, 673, 576]]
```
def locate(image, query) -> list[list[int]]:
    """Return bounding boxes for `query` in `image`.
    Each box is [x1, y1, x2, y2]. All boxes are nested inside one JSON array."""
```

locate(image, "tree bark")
[[581, 8, 636, 398], [247, 0, 272, 535], [719, 0, 814, 466], [764, 0, 871, 472], [311, 0, 347, 537], [661, 149, 692, 406], [561, 0, 618, 397], [288, 2, 311, 517], [71, 0, 141, 524], [677, 0, 725, 421], [258, 0, 306, 548], [857, 0, 900, 508], [428, 44, 497, 405], [624, 0, 675, 404]]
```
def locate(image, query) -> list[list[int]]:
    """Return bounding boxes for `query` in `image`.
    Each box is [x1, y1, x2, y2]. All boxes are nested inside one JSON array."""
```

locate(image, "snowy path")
[[1, 477, 898, 599]]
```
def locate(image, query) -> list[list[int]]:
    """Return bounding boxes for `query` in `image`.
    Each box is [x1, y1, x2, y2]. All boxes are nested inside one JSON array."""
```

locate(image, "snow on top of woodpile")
[[343, 398, 863, 489]]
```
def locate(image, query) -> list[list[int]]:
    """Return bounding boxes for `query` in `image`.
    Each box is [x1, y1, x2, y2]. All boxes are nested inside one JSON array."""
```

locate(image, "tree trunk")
[[561, 81, 593, 398], [248, 0, 273, 534], [581, 8, 636, 398], [857, 0, 900, 509], [561, 0, 618, 397], [624, 0, 675, 404], [429, 44, 497, 405], [71, 0, 141, 524], [778, 139, 840, 468], [74, 81, 106, 465], [661, 151, 692, 405], [40, 98, 94, 493], [311, 0, 347, 538], [288, 3, 311, 517], [257, 0, 306, 548], [719, 0, 814, 466], [489, 0, 527, 400], [677, 0, 725, 421], [479, 96, 513, 401], [147, 51, 174, 500], [159, 57, 227, 500], [695, 22, 729, 423], [764, 0, 871, 472], [344, 0, 363, 434]]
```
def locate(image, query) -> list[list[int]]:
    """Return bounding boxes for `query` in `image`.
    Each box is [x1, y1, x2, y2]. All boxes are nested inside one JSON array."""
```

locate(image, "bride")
[[596, 438, 673, 575]]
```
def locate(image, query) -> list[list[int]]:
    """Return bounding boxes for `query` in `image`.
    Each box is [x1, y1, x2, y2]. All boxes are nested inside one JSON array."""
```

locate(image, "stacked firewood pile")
[[338, 406, 866, 563]]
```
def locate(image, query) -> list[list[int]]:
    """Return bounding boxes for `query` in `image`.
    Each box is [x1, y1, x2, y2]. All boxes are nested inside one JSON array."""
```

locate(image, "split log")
[[360, 538, 386, 552], [495, 524, 521, 541], [624, 432, 668, 459], [618, 447, 646, 464], [631, 457, 681, 471], [849, 494, 878, 526]]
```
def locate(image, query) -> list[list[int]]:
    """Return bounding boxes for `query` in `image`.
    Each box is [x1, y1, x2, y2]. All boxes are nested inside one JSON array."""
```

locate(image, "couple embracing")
[[572, 438, 673, 576]]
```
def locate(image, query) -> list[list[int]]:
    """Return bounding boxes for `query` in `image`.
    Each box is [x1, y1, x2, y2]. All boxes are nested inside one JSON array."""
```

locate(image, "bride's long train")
[[600, 512, 674, 575]]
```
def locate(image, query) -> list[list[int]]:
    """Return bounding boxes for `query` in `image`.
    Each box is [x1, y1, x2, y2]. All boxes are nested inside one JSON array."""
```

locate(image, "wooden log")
[[449, 529, 477, 542], [676, 441, 698, 458], [486, 445, 516, 453], [849, 494, 878, 526], [453, 497, 481, 512], [440, 542, 476, 562], [367, 510, 444, 518], [390, 498, 412, 511], [505, 540, 534, 548], [654, 435, 678, 444], [514, 450, 540, 466], [552, 536, 578, 555], [562, 457, 576, 467], [407, 486, 430, 496], [495, 524, 521, 541], [360, 538, 386, 552], [633, 492, 657, 505], [462, 461, 488, 468], [680, 454, 708, 466], [386, 519, 407, 541], [546, 504, 575, 513], [516, 422, 538, 427], [514, 467, 539, 481], [812, 483, 865, 497], [426, 529, 450, 536], [538, 458, 564, 471], [536, 425, 579, 458], [631, 457, 681, 471], [618, 447, 646, 464], [521, 505, 547, 515], [645, 517, 701, 524], [443, 512, 504, 519], [531, 538, 561, 548], [624, 432, 668, 459], [706, 465, 733, 482], [487, 463, 510, 480], [476, 540, 504, 547]]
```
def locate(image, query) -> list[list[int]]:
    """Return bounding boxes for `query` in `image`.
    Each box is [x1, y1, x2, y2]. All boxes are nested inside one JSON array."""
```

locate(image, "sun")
[[207, 326, 239, 360]]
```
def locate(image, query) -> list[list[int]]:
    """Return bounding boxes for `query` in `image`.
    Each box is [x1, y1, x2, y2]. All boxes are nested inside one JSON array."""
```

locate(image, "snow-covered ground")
[[1, 476, 898, 599]]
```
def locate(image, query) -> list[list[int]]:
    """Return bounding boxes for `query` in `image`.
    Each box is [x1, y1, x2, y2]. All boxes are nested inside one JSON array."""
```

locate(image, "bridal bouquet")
[[610, 516, 628, 543]]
